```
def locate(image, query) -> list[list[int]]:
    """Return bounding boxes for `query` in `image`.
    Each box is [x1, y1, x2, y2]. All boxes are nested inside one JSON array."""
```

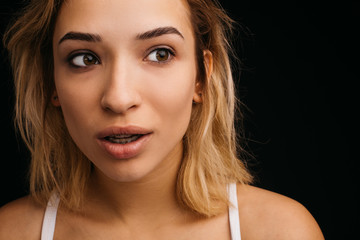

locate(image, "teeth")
[[113, 134, 134, 138], [105, 134, 141, 144]]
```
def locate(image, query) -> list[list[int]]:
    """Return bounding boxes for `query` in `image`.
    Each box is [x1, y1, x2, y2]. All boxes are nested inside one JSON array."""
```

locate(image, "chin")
[[92, 156, 159, 183]]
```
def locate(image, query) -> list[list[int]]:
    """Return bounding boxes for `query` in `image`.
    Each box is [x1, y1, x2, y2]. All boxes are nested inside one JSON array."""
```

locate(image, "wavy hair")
[[3, 0, 252, 217]]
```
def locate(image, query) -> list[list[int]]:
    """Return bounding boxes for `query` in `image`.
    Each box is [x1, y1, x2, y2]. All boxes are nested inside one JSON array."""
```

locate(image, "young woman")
[[0, 0, 324, 239]]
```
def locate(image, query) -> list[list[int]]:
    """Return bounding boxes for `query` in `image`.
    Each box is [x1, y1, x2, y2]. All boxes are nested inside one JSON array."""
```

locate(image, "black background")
[[0, 0, 358, 239]]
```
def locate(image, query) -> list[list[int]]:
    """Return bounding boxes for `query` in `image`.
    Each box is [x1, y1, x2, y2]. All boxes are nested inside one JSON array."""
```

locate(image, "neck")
[[86, 143, 189, 225]]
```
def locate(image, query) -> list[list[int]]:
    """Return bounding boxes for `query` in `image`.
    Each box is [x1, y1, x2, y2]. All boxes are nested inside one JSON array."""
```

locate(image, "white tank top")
[[41, 183, 241, 240]]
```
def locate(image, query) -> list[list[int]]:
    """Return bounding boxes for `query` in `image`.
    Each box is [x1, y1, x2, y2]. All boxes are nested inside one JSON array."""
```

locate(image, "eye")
[[69, 52, 100, 68], [145, 48, 174, 63]]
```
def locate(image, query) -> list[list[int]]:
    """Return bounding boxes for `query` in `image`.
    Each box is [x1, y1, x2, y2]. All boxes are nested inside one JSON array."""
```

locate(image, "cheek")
[[54, 71, 100, 143], [146, 64, 196, 134]]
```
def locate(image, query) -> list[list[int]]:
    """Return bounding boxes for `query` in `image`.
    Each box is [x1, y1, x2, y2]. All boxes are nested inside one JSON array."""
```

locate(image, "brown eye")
[[156, 49, 169, 61], [83, 55, 98, 65], [146, 48, 174, 63], [70, 53, 100, 67]]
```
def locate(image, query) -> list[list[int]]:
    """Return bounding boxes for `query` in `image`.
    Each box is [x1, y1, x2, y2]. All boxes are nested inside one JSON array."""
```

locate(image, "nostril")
[[100, 91, 141, 114]]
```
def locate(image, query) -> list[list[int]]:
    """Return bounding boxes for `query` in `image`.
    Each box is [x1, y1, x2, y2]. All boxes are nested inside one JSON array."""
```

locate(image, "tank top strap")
[[41, 187, 240, 239], [41, 192, 60, 240], [228, 183, 241, 240]]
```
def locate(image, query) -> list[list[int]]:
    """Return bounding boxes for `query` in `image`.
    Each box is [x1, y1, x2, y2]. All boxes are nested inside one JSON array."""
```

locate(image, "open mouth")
[[104, 134, 143, 144], [97, 126, 153, 159]]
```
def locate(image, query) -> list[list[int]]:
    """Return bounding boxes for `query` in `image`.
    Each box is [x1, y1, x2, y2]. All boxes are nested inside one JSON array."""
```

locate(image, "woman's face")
[[53, 0, 198, 182]]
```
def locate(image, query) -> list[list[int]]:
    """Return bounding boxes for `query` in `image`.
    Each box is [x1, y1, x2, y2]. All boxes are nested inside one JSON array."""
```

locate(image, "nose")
[[101, 60, 141, 114]]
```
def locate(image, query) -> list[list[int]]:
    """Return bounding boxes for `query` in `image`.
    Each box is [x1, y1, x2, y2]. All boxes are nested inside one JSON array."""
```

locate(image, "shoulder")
[[0, 196, 45, 240], [236, 184, 324, 240]]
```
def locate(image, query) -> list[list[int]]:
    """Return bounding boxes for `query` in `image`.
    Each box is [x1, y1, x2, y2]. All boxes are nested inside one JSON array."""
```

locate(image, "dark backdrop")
[[0, 0, 358, 239]]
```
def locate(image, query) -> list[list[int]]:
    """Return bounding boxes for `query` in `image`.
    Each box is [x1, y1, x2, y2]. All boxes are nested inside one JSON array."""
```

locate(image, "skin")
[[52, 0, 198, 184], [0, 0, 324, 239]]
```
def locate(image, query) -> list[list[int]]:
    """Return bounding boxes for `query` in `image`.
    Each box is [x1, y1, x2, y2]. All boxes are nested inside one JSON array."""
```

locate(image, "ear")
[[193, 82, 203, 103], [193, 50, 213, 103], [51, 90, 61, 107], [203, 50, 213, 82]]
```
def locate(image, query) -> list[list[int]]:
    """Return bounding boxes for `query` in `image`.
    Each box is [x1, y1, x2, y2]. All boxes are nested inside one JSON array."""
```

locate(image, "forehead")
[[54, 0, 193, 42]]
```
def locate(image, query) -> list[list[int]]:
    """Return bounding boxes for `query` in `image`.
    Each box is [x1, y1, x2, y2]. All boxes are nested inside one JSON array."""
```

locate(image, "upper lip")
[[97, 126, 153, 139]]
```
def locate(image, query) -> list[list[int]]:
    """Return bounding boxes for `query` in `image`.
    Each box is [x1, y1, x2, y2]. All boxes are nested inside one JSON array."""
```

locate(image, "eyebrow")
[[136, 26, 184, 40], [58, 26, 184, 45], [58, 32, 102, 45]]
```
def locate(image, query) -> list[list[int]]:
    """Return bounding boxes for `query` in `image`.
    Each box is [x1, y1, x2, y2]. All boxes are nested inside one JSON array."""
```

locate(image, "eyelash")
[[144, 47, 175, 64], [67, 47, 176, 69], [67, 50, 100, 68]]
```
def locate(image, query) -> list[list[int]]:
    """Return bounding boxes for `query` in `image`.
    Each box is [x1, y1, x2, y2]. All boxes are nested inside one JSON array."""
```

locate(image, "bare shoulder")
[[236, 184, 324, 240], [0, 196, 45, 240]]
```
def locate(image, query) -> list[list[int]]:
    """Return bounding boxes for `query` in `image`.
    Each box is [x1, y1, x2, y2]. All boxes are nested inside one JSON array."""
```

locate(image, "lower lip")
[[97, 134, 152, 159]]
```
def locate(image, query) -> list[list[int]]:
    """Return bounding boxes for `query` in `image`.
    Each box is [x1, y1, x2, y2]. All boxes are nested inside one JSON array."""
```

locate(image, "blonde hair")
[[3, 0, 252, 217]]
